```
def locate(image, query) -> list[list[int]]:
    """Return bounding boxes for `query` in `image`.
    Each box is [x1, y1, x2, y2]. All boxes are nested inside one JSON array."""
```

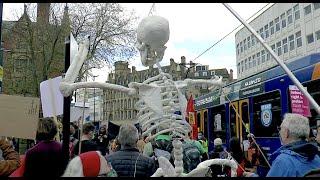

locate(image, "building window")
[[266, 53, 270, 61], [307, 33, 314, 44], [237, 63, 240, 73], [304, 4, 312, 15], [261, 50, 266, 63], [244, 39, 247, 51], [294, 4, 300, 20], [240, 42, 243, 53], [281, 13, 286, 28], [241, 61, 244, 72], [236, 43, 239, 55], [251, 34, 256, 46], [275, 17, 280, 32], [257, 52, 261, 65], [248, 57, 252, 68], [314, 3, 320, 10], [271, 44, 276, 53], [245, 58, 248, 70], [296, 31, 302, 47], [203, 71, 208, 76], [283, 38, 288, 53], [287, 9, 293, 24], [247, 36, 251, 49], [195, 72, 199, 77], [211, 71, 215, 76], [265, 24, 269, 38], [276, 41, 282, 56], [289, 34, 295, 50], [252, 55, 256, 67], [259, 28, 264, 39], [269, 21, 274, 35], [316, 30, 320, 40]]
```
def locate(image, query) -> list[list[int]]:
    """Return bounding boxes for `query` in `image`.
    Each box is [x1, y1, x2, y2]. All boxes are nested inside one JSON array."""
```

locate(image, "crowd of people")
[[1, 113, 320, 177]]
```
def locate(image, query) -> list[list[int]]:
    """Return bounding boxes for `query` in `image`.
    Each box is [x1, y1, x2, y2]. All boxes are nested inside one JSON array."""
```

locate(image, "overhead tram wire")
[[148, 3, 156, 16], [191, 3, 271, 62]]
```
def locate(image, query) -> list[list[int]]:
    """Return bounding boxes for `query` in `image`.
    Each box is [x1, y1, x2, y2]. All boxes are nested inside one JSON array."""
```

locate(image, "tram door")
[[229, 99, 250, 143]]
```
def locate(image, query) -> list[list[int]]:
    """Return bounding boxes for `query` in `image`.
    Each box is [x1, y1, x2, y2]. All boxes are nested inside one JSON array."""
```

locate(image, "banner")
[[289, 85, 311, 117], [0, 94, 40, 139], [40, 76, 63, 118]]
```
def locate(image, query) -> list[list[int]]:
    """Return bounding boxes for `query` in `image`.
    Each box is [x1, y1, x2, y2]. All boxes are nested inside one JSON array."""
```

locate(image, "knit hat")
[[63, 151, 111, 177], [214, 138, 222, 146]]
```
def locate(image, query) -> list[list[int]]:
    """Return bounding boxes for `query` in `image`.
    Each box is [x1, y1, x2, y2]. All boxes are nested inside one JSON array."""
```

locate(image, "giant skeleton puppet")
[[60, 15, 237, 177]]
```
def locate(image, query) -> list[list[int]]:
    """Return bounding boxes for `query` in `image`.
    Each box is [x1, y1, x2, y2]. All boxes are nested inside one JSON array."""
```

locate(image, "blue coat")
[[267, 140, 320, 177]]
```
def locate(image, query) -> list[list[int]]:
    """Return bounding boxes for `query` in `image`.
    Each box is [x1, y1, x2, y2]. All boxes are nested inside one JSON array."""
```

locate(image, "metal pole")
[[223, 3, 320, 115], [93, 76, 96, 123], [0, 3, 3, 93], [62, 35, 71, 168]]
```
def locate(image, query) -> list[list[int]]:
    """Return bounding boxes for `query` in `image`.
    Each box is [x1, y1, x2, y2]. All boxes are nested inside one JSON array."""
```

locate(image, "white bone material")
[[60, 15, 224, 177]]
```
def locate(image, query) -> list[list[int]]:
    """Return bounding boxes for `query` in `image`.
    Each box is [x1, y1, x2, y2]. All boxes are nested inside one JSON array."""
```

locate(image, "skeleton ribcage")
[[135, 73, 192, 139]]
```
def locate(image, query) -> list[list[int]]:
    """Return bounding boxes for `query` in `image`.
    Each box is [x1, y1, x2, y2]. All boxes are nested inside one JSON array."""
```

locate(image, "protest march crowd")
[[1, 113, 320, 177]]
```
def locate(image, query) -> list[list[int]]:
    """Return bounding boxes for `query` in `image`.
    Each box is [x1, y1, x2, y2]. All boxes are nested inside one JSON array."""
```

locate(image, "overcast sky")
[[3, 3, 273, 82]]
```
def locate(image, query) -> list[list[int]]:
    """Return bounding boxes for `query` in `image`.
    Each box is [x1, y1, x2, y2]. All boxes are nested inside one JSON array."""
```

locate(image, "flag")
[[186, 95, 198, 139]]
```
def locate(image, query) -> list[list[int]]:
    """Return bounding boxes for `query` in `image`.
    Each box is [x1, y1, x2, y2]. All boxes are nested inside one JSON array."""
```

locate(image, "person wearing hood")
[[266, 113, 320, 177]]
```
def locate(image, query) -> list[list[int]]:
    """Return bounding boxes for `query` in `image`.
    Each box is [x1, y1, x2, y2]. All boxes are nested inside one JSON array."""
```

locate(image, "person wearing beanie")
[[209, 138, 228, 177], [63, 151, 117, 177]]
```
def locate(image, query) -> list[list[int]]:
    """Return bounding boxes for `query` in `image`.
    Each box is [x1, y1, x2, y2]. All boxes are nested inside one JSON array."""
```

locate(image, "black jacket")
[[106, 146, 157, 177]]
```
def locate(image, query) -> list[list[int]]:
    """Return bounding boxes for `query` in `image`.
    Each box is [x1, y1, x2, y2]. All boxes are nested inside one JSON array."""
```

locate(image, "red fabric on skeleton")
[[79, 151, 101, 177]]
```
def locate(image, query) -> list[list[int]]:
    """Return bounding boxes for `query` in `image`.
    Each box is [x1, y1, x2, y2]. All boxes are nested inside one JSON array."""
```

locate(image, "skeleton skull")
[[136, 15, 170, 67]]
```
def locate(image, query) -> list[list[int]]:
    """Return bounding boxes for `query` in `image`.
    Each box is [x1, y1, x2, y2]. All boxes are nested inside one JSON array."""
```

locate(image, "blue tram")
[[194, 53, 320, 156]]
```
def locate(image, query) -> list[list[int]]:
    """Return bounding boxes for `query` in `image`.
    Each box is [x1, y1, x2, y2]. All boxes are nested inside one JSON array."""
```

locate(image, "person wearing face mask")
[[266, 113, 320, 177], [74, 122, 98, 156]]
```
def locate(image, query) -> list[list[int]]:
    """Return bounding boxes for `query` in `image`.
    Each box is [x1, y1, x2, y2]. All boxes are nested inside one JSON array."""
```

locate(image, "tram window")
[[230, 105, 237, 138], [197, 112, 201, 131], [204, 111, 208, 139], [253, 90, 282, 137], [241, 102, 250, 137], [211, 105, 226, 143]]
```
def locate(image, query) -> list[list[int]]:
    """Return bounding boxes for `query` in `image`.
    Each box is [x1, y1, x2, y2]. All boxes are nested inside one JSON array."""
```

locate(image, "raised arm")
[[59, 37, 136, 97]]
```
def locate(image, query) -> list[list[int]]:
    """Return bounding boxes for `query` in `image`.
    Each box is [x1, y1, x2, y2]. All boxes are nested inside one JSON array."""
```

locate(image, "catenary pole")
[[223, 3, 320, 115]]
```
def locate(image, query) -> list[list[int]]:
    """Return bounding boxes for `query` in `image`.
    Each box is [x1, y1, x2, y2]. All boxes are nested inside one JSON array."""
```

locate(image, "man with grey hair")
[[266, 113, 320, 177], [106, 123, 156, 177]]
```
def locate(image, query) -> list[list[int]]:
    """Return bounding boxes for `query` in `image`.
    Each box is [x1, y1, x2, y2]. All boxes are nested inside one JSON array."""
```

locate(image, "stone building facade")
[[1, 3, 70, 97], [103, 56, 234, 125]]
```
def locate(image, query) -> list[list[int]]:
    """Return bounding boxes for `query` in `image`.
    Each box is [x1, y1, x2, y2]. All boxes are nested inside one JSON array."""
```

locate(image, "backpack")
[[152, 139, 173, 160], [154, 139, 173, 153], [182, 141, 201, 173]]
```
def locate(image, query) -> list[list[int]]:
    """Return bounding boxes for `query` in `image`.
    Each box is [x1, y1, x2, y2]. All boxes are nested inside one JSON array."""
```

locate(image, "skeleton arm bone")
[[60, 37, 136, 97], [175, 76, 224, 90], [60, 81, 137, 97]]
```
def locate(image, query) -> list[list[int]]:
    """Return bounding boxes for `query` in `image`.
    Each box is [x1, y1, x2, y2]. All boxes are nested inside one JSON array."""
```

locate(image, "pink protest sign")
[[289, 85, 311, 117]]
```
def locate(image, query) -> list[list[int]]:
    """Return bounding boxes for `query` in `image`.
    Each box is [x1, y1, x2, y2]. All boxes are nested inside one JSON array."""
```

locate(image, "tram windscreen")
[[211, 105, 226, 143], [253, 90, 281, 137], [299, 79, 320, 128]]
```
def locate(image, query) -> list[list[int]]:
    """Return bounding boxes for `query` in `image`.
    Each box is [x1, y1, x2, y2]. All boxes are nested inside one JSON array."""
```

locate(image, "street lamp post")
[[93, 75, 98, 123]]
